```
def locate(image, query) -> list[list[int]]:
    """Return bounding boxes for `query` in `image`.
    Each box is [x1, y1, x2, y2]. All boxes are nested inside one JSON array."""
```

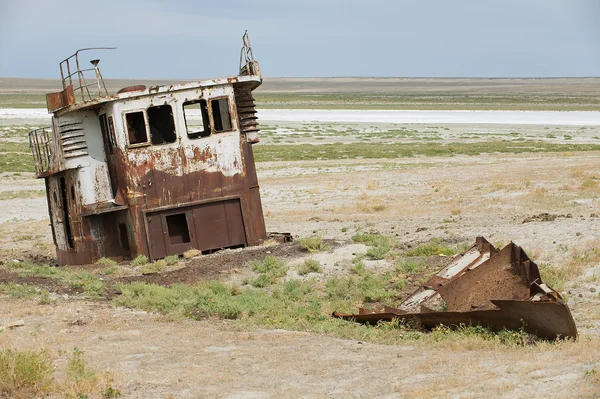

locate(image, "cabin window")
[[148, 104, 176, 145], [211, 98, 232, 132], [183, 99, 210, 139], [125, 111, 148, 145]]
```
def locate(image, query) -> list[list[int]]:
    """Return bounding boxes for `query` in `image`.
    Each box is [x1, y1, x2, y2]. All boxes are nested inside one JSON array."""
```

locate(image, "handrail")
[[28, 126, 53, 176], [59, 47, 116, 103]]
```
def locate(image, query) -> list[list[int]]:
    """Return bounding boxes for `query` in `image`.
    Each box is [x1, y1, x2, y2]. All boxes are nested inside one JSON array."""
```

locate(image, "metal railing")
[[59, 47, 116, 103], [28, 126, 53, 176], [239, 31, 259, 76]]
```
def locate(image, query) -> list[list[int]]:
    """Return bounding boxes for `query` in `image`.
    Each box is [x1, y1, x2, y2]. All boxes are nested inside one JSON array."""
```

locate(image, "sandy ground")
[[2, 111, 600, 397]]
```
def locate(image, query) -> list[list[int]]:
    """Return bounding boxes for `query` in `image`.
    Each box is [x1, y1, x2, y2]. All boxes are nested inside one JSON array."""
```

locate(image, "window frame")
[[147, 103, 177, 146], [209, 96, 234, 134], [183, 98, 211, 140], [123, 109, 151, 149]]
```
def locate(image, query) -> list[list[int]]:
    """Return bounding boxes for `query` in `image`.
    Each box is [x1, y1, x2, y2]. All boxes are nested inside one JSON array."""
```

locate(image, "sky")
[[0, 0, 599, 79]]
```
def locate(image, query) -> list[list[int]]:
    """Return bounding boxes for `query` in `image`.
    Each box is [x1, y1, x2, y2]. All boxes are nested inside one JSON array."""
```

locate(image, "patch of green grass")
[[404, 239, 460, 256], [429, 324, 533, 347], [0, 283, 50, 301], [325, 272, 394, 303], [1, 261, 104, 298], [0, 190, 45, 200], [351, 233, 393, 247], [253, 141, 600, 162], [130, 255, 148, 267], [4, 261, 59, 278], [95, 257, 118, 267], [299, 235, 330, 253], [297, 258, 322, 275], [66, 271, 105, 297], [112, 273, 546, 346], [103, 265, 118, 275], [0, 348, 53, 398], [251, 255, 289, 287], [0, 152, 35, 173], [396, 259, 426, 275], [350, 258, 367, 276], [253, 91, 600, 111], [0, 93, 48, 108], [365, 244, 390, 260], [140, 260, 166, 275], [539, 263, 569, 292], [163, 255, 179, 266]]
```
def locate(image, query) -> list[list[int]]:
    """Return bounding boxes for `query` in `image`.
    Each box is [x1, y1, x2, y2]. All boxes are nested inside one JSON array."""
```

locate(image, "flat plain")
[[1, 78, 600, 398]]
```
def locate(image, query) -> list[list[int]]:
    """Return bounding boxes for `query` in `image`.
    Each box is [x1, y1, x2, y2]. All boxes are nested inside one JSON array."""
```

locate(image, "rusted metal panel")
[[223, 199, 246, 246], [192, 201, 232, 251], [334, 237, 578, 340], [46, 85, 76, 112]]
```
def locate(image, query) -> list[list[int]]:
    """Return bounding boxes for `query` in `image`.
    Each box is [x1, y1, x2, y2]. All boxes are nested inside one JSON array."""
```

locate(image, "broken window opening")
[[183, 99, 210, 139], [59, 177, 74, 249], [125, 111, 148, 145], [148, 104, 177, 145], [211, 98, 232, 132], [99, 114, 113, 154], [118, 223, 130, 253], [166, 213, 191, 245]]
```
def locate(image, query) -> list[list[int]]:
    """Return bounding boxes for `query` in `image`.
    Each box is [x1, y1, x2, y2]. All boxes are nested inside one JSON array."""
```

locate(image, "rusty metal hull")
[[333, 300, 577, 340], [333, 237, 578, 340]]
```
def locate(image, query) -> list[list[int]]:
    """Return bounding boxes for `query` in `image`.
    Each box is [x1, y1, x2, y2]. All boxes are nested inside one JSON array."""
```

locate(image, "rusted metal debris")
[[333, 237, 577, 340], [29, 32, 268, 265]]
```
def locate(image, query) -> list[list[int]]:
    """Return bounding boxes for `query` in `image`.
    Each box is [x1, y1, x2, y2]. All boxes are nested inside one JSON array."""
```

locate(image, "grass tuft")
[[404, 239, 459, 256], [130, 255, 148, 267], [251, 255, 289, 287], [95, 257, 118, 267], [299, 235, 330, 253], [297, 258, 322, 275], [0, 348, 53, 398]]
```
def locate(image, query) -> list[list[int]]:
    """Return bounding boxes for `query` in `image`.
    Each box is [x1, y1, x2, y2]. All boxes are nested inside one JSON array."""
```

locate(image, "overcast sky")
[[0, 0, 598, 79]]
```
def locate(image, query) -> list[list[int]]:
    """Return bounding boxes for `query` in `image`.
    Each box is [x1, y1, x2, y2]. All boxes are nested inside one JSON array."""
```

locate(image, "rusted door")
[[192, 199, 246, 251], [146, 208, 195, 260]]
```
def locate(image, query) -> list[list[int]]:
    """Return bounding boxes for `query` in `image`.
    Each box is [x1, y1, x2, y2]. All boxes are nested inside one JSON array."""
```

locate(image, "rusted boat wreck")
[[334, 237, 577, 340], [29, 32, 267, 265]]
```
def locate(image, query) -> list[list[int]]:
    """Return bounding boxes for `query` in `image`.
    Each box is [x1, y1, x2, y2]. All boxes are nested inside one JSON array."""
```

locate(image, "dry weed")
[[183, 248, 201, 259]]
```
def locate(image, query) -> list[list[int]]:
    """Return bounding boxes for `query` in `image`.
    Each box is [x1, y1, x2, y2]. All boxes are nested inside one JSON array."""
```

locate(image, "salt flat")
[[3, 108, 600, 125], [259, 109, 600, 125]]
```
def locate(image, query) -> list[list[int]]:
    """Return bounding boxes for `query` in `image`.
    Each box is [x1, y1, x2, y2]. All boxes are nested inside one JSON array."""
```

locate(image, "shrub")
[[130, 255, 148, 267], [297, 259, 322, 275], [0, 348, 53, 398], [299, 235, 330, 253], [62, 348, 121, 399], [365, 244, 390, 260], [163, 255, 180, 266], [350, 258, 366, 276]]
